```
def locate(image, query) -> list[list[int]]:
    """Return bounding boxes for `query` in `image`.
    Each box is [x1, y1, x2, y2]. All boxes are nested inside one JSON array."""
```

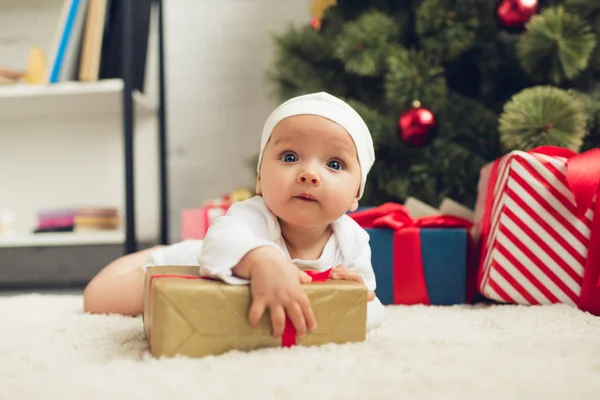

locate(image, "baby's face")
[[256, 115, 362, 229]]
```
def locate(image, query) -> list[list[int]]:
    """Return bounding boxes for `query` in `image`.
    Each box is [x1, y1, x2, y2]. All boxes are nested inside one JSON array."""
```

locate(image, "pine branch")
[[334, 0, 419, 20], [426, 141, 486, 206], [361, 152, 413, 205], [569, 87, 600, 152], [568, 88, 600, 129], [476, 32, 535, 110], [384, 46, 448, 111], [334, 11, 403, 76], [593, 44, 600, 72], [499, 86, 588, 151], [331, 0, 374, 20], [342, 98, 392, 146], [566, 0, 600, 71], [381, 175, 411, 202], [266, 25, 346, 101], [383, 140, 485, 207], [438, 92, 502, 161], [517, 6, 597, 84], [565, 0, 600, 17], [415, 0, 480, 63]]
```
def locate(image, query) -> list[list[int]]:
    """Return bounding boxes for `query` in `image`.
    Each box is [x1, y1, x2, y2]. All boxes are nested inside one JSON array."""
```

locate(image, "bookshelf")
[[0, 79, 155, 120], [0, 231, 127, 248], [0, 0, 169, 258]]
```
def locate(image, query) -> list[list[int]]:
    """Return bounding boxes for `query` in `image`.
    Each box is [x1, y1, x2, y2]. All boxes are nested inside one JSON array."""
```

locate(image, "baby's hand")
[[235, 246, 318, 337], [330, 264, 376, 302]]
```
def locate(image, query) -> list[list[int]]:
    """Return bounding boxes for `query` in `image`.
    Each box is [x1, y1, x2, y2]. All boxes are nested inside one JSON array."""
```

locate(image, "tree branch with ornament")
[[265, 0, 600, 207]]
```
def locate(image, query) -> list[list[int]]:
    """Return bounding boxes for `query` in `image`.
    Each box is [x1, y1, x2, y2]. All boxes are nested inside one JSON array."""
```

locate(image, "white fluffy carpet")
[[1, 294, 600, 400]]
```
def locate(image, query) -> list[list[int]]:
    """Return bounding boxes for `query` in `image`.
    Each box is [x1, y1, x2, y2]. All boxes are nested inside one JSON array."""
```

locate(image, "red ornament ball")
[[495, 0, 538, 32], [398, 104, 438, 148]]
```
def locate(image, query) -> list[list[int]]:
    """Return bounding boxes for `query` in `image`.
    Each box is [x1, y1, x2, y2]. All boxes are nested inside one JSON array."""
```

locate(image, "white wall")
[[0, 0, 309, 243], [161, 0, 309, 241]]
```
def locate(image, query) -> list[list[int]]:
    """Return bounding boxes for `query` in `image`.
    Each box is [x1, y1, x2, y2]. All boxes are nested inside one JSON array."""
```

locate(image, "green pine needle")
[[594, 46, 600, 70], [517, 6, 597, 84], [415, 0, 479, 63], [384, 46, 447, 111], [334, 11, 401, 76], [267, 26, 346, 100], [383, 176, 411, 202], [569, 88, 600, 130], [343, 98, 390, 145], [565, 0, 600, 18], [499, 86, 588, 151]]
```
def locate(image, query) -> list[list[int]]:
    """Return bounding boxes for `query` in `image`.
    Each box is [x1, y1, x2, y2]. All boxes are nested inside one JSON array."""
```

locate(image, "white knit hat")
[[257, 92, 375, 199]]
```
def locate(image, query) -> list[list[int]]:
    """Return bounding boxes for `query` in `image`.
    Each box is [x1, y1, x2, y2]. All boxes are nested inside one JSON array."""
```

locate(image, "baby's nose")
[[297, 170, 320, 186]]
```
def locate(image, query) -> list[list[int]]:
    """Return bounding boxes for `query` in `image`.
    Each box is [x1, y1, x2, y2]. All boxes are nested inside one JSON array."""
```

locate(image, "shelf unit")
[[0, 0, 169, 255], [0, 78, 155, 120], [0, 231, 127, 248], [122, 0, 169, 254]]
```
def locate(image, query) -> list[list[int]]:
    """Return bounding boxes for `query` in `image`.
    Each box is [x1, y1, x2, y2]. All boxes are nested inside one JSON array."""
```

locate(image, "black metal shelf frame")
[[122, 0, 169, 254]]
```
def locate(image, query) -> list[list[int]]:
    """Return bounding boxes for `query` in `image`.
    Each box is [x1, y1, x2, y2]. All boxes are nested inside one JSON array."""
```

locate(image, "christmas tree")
[[266, 0, 600, 208]]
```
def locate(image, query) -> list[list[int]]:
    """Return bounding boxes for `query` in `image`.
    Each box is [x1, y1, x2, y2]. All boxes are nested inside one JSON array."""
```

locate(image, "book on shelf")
[[97, 0, 152, 92], [5, 0, 152, 91], [33, 207, 120, 234], [47, 0, 89, 84]]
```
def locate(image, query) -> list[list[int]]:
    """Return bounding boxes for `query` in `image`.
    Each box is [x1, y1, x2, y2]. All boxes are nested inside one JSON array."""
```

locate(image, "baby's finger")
[[298, 294, 317, 332], [285, 302, 307, 337], [297, 270, 313, 284], [248, 300, 266, 328], [269, 305, 287, 337], [331, 270, 363, 283], [330, 269, 347, 279], [347, 271, 364, 283], [367, 291, 376, 302]]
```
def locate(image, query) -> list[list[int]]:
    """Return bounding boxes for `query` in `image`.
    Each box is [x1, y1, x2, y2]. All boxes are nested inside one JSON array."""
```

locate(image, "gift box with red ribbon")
[[181, 199, 231, 240], [143, 266, 367, 358], [349, 203, 475, 306], [472, 146, 600, 315], [181, 189, 255, 240]]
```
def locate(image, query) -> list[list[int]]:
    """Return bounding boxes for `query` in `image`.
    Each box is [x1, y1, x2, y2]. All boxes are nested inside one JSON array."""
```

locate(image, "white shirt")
[[198, 196, 384, 331], [198, 196, 375, 287]]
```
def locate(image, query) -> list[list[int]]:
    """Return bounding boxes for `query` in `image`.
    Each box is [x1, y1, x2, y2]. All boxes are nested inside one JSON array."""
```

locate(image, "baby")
[[83, 92, 385, 336]]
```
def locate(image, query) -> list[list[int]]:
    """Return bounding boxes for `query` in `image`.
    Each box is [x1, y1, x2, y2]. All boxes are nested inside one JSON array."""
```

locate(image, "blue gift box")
[[366, 227, 468, 306]]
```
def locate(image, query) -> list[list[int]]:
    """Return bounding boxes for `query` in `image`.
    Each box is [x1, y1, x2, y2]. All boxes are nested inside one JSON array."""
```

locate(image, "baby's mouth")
[[295, 194, 317, 202]]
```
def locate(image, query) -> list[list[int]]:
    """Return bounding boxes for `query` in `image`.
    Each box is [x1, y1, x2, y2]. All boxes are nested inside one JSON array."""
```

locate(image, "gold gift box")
[[143, 266, 367, 358]]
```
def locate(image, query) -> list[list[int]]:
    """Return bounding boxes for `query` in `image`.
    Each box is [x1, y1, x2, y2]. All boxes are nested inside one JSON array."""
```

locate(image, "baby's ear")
[[255, 173, 262, 195], [348, 197, 359, 212]]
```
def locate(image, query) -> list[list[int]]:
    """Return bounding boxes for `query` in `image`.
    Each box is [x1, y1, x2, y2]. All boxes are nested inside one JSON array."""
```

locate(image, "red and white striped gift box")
[[472, 146, 600, 314]]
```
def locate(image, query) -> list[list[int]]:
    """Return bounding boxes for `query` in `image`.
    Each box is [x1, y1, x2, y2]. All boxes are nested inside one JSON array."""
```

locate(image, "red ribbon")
[[534, 147, 600, 314], [281, 269, 332, 347], [148, 270, 333, 350], [350, 203, 474, 305], [477, 146, 600, 314]]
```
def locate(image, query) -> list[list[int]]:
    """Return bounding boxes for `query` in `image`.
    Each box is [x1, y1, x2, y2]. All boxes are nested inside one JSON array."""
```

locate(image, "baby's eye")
[[327, 160, 343, 170], [282, 153, 297, 163]]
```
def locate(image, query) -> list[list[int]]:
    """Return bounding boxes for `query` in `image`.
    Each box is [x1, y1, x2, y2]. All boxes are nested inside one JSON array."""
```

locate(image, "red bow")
[[533, 147, 600, 314], [350, 203, 475, 305], [529, 146, 600, 218], [351, 202, 472, 230]]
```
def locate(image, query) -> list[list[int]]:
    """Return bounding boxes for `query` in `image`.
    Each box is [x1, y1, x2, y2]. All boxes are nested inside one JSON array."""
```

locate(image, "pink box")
[[181, 203, 230, 240]]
